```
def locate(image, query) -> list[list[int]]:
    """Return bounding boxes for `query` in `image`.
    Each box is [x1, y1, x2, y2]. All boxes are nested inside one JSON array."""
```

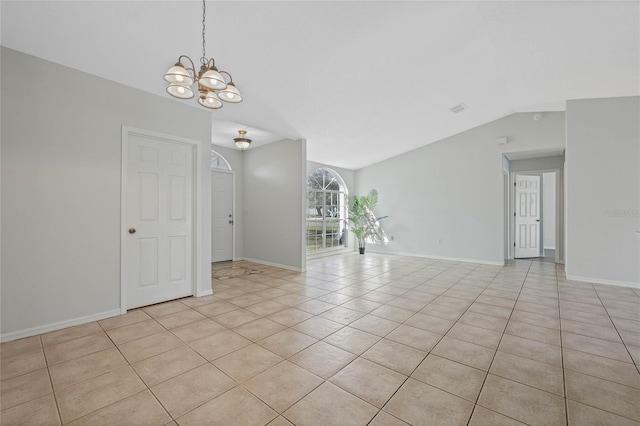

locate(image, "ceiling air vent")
[[449, 103, 467, 114]]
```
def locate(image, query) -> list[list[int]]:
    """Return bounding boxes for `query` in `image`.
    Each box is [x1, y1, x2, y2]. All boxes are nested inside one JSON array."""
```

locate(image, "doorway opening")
[[541, 172, 557, 262], [121, 127, 203, 312], [512, 172, 558, 261], [503, 152, 564, 263], [211, 150, 234, 263]]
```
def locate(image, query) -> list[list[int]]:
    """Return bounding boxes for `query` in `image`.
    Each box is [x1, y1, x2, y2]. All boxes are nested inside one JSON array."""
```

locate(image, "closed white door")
[[211, 171, 233, 262], [515, 174, 541, 258], [125, 135, 194, 309]]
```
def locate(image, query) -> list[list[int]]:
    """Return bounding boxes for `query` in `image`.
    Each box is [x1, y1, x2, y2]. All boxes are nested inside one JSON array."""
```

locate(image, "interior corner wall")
[[566, 96, 640, 286], [355, 112, 566, 265], [1, 47, 212, 340], [243, 139, 306, 271], [211, 142, 245, 259]]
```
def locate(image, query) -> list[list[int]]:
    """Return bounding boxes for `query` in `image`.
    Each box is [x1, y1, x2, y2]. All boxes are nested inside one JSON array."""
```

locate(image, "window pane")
[[306, 169, 348, 252], [211, 151, 230, 170]]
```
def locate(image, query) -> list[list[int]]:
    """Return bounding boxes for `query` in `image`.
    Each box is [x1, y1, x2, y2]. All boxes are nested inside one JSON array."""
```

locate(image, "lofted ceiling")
[[1, 1, 638, 169]]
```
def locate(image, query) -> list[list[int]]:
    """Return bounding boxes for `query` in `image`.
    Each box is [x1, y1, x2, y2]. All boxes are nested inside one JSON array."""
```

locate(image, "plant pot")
[[359, 247, 365, 254]]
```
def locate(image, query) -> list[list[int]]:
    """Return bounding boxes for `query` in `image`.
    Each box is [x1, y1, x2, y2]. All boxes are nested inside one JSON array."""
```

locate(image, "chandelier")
[[163, 0, 242, 109], [233, 130, 252, 150]]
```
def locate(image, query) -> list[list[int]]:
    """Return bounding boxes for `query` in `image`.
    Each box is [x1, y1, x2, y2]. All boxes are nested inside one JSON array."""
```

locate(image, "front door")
[[211, 171, 233, 262], [125, 134, 194, 309], [515, 174, 541, 258]]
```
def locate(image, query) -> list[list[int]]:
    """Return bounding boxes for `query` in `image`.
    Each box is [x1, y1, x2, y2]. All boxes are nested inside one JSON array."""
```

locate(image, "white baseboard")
[[197, 289, 213, 297], [565, 275, 640, 289], [238, 257, 303, 273], [365, 249, 505, 266], [306, 248, 355, 260], [544, 246, 556, 250], [1, 308, 121, 343]]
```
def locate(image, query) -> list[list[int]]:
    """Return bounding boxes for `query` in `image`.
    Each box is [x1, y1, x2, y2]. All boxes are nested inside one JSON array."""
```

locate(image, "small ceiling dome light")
[[233, 130, 251, 150]]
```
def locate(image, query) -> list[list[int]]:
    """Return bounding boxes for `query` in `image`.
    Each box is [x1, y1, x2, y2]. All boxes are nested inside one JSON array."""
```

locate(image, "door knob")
[[536, 219, 540, 222], [228, 220, 234, 224], [128, 228, 136, 234]]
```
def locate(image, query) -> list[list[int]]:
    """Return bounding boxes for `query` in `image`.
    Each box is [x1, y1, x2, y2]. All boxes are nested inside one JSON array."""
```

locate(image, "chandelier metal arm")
[[177, 55, 197, 77], [204, 57, 216, 69], [218, 70, 233, 82]]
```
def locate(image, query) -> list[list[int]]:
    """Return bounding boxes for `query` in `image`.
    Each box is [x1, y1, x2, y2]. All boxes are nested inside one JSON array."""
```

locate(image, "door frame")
[[509, 168, 562, 263], [120, 126, 204, 314], [211, 168, 236, 262]]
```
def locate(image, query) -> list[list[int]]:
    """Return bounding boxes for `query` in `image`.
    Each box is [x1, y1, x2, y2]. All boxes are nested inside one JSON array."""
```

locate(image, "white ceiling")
[[2, 1, 638, 169]]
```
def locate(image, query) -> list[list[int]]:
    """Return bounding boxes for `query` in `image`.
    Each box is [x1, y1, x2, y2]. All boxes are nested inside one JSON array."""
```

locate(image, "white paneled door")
[[125, 134, 194, 309], [211, 171, 233, 262], [515, 174, 541, 258]]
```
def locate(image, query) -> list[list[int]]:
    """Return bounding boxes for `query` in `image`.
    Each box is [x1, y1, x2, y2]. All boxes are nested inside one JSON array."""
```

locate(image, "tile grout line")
[[466, 259, 531, 426], [295, 259, 468, 424], [557, 263, 570, 426], [362, 260, 473, 425], [97, 314, 176, 423], [357, 262, 499, 424], [41, 334, 65, 426], [592, 285, 638, 368], [561, 281, 640, 423]]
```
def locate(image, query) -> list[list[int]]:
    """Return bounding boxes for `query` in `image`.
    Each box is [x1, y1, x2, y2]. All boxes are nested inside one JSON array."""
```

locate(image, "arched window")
[[211, 150, 231, 170], [307, 168, 348, 252]]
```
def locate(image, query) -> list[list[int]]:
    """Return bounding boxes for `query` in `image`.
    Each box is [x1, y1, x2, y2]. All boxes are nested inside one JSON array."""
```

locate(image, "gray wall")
[[1, 48, 213, 339], [243, 139, 306, 271], [510, 156, 565, 172], [355, 112, 566, 264], [566, 96, 640, 285]]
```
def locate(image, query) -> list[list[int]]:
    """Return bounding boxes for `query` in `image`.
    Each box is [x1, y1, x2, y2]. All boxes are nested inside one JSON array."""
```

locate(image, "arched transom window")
[[307, 168, 348, 252], [211, 150, 231, 170]]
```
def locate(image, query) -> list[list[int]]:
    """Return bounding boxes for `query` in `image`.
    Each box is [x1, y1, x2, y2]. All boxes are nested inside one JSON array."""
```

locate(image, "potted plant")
[[348, 189, 388, 254]]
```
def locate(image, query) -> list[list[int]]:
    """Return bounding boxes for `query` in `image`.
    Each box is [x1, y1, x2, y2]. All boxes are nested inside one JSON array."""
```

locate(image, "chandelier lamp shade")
[[163, 0, 242, 110], [233, 130, 252, 150]]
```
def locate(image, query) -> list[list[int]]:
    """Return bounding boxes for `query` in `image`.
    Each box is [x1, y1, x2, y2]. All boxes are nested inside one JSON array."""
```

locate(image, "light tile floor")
[[2, 254, 639, 425]]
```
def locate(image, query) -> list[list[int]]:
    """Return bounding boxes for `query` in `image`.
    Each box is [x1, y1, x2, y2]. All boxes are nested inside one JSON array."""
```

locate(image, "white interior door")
[[211, 171, 233, 262], [515, 174, 541, 258], [125, 134, 194, 309]]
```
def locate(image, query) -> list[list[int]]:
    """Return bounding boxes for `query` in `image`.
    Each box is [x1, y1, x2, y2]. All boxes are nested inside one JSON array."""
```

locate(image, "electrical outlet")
[[390, 236, 395, 241], [438, 238, 443, 244]]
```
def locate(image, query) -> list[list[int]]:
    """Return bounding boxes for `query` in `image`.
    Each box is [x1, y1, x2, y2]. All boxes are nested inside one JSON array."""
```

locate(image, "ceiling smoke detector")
[[449, 103, 467, 114]]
